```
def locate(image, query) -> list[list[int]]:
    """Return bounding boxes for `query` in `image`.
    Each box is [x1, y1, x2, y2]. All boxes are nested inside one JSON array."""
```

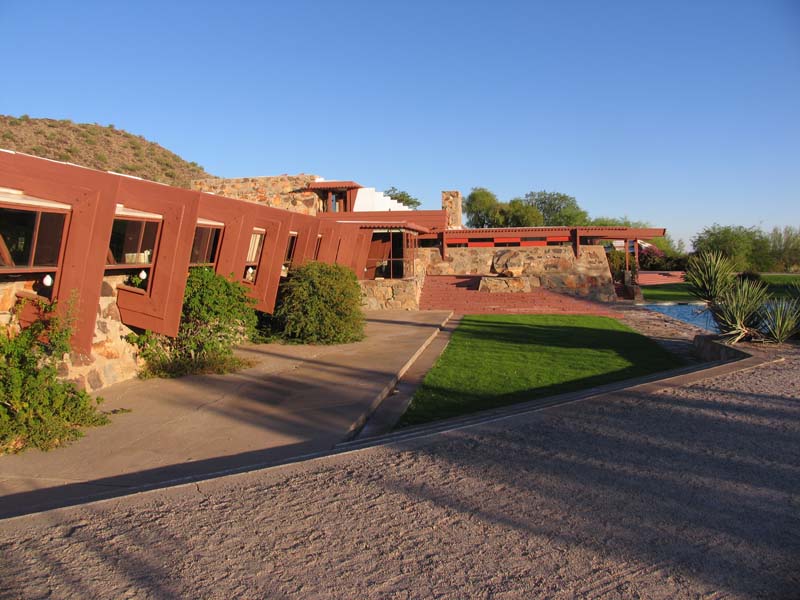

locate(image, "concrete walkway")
[[0, 310, 451, 518]]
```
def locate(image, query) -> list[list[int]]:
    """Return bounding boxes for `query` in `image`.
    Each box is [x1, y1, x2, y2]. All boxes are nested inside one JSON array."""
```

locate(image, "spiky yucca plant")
[[760, 298, 800, 344], [684, 251, 736, 304], [709, 278, 769, 344]]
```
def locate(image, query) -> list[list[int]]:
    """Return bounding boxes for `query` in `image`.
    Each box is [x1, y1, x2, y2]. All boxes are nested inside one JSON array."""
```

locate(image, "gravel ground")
[[2, 343, 799, 599]]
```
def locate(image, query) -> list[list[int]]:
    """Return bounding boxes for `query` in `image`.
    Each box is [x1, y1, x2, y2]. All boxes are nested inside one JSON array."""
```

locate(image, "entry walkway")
[[0, 310, 451, 518]]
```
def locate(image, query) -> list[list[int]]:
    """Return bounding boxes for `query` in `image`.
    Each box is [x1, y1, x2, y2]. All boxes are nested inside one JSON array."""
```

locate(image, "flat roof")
[[306, 181, 362, 190]]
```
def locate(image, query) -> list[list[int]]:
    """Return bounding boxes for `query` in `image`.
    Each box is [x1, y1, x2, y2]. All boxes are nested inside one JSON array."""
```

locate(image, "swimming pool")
[[644, 303, 719, 332]]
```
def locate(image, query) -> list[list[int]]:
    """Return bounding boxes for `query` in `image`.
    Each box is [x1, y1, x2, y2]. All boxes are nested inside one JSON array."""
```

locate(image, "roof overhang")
[[306, 181, 362, 191]]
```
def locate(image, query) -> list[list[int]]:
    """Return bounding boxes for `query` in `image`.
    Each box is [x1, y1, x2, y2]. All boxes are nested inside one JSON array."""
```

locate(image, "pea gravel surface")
[[2, 345, 799, 599]]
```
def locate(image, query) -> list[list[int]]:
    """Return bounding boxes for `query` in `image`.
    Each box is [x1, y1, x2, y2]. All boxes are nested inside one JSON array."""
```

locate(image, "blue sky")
[[2, 0, 798, 247]]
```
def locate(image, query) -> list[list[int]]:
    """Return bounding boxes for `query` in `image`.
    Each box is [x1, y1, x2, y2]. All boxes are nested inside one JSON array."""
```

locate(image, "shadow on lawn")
[[400, 317, 685, 425]]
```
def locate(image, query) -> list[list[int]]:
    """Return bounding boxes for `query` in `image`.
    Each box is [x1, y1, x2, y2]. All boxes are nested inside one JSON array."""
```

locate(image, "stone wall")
[[441, 190, 463, 229], [0, 278, 37, 327], [360, 279, 420, 310], [418, 245, 616, 302], [191, 174, 321, 216], [478, 277, 533, 293], [63, 275, 140, 392], [1, 275, 141, 393]]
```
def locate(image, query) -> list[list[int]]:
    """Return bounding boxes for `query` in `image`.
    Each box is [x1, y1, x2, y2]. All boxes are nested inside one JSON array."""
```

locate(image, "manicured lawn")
[[641, 274, 800, 303], [641, 282, 694, 302], [399, 314, 684, 426]]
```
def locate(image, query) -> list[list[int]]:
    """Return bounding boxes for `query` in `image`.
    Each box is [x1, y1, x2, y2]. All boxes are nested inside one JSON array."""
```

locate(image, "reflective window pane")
[[33, 213, 66, 266], [108, 219, 158, 265], [246, 232, 264, 264], [0, 207, 36, 267], [191, 227, 221, 265]]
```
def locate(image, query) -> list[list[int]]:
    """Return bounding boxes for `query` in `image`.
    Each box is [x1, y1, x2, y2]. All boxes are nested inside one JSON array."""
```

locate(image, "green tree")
[[691, 224, 774, 272], [384, 187, 421, 209], [464, 187, 502, 228], [524, 191, 589, 226], [589, 215, 649, 228], [499, 198, 544, 227], [768, 226, 800, 272]]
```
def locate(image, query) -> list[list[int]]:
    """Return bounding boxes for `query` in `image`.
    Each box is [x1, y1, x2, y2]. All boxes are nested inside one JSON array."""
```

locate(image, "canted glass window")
[[190, 226, 222, 267], [281, 233, 298, 276], [243, 229, 265, 283], [0, 206, 67, 271], [107, 219, 160, 266], [314, 235, 322, 260]]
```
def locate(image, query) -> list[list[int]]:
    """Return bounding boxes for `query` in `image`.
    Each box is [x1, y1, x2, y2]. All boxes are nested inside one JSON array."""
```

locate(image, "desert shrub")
[[685, 251, 736, 303], [709, 278, 769, 344], [0, 299, 108, 453], [737, 270, 762, 283], [760, 298, 800, 343], [129, 268, 256, 377], [605, 249, 626, 282], [272, 261, 364, 344]]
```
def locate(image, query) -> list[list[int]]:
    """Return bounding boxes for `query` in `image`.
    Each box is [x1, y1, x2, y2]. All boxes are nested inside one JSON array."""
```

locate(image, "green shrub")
[[685, 251, 736, 303], [709, 278, 769, 344], [737, 270, 762, 283], [0, 299, 108, 453], [272, 261, 365, 344], [605, 249, 626, 282], [129, 268, 256, 377], [760, 298, 800, 344]]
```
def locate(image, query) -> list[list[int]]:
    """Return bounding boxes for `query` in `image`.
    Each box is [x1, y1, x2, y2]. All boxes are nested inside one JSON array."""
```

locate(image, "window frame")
[[281, 232, 298, 276], [189, 225, 223, 268], [0, 200, 71, 276], [242, 227, 266, 285], [105, 216, 163, 271]]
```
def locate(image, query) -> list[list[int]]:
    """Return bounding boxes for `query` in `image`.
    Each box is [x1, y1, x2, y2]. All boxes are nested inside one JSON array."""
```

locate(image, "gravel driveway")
[[2, 344, 799, 599]]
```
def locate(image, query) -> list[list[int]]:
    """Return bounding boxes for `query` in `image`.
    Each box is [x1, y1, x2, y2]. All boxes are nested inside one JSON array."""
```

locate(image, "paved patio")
[[0, 310, 451, 518]]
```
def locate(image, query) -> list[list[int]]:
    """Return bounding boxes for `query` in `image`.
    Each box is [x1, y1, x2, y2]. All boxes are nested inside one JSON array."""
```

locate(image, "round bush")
[[130, 267, 257, 376], [274, 262, 365, 344]]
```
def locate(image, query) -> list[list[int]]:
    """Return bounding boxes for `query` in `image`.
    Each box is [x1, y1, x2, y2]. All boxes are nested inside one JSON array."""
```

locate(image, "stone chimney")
[[442, 190, 463, 229]]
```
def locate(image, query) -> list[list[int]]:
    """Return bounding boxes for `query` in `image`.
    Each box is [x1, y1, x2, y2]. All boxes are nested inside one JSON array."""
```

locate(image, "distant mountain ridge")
[[0, 114, 212, 188]]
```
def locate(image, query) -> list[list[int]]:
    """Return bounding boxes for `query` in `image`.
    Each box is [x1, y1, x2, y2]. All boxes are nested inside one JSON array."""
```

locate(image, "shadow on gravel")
[[380, 384, 800, 597]]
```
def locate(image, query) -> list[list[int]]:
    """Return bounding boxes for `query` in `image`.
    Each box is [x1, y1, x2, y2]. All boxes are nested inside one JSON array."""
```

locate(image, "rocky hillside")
[[0, 115, 212, 188]]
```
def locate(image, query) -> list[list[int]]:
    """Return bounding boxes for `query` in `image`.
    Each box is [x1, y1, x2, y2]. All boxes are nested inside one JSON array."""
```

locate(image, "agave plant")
[[684, 251, 736, 304], [709, 277, 769, 344], [760, 297, 800, 344], [788, 280, 800, 299]]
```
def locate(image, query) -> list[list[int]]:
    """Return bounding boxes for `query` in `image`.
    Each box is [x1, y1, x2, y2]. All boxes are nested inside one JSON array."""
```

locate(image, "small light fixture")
[[246, 267, 255, 276], [139, 270, 148, 280], [42, 274, 53, 287]]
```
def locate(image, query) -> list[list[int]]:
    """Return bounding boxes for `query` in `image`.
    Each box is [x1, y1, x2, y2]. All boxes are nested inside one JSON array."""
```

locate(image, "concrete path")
[[0, 310, 451, 518]]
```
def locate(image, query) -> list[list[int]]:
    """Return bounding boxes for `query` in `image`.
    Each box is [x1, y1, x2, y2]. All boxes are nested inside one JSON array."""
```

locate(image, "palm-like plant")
[[709, 278, 769, 344], [684, 251, 736, 303], [760, 297, 800, 344]]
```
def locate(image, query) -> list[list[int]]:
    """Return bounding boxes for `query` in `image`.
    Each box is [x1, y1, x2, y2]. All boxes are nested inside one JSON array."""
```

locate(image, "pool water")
[[644, 303, 719, 332]]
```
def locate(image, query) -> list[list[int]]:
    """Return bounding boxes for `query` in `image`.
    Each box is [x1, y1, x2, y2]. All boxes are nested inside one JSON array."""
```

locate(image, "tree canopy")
[[691, 224, 772, 271], [384, 187, 421, 209], [463, 188, 544, 228], [524, 191, 589, 226], [464, 188, 501, 228]]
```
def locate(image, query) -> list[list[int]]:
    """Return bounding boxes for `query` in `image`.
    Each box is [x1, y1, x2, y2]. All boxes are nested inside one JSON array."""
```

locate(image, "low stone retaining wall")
[[418, 246, 616, 302], [478, 277, 533, 293], [1, 275, 141, 392], [360, 279, 420, 310]]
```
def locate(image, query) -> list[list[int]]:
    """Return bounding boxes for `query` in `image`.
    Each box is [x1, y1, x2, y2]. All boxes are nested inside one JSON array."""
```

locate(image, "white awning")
[[115, 204, 163, 220], [0, 187, 72, 211]]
